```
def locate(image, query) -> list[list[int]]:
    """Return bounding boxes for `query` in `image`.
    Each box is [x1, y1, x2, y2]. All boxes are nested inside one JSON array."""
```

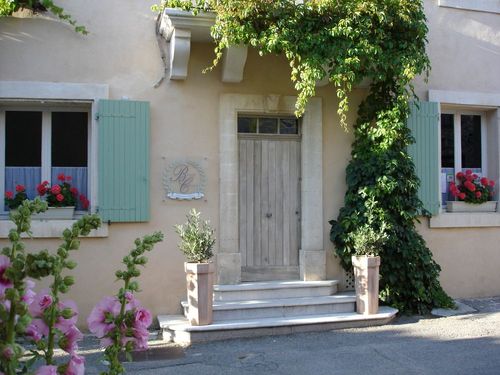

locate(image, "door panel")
[[239, 137, 301, 281]]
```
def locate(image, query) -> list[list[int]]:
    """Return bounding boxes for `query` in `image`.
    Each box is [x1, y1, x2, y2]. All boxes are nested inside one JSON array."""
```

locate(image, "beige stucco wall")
[[0, 0, 499, 328]]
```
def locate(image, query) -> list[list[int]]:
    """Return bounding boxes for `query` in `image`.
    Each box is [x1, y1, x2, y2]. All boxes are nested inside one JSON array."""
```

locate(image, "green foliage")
[[175, 209, 215, 263], [0, 0, 87, 34], [157, 0, 453, 313]]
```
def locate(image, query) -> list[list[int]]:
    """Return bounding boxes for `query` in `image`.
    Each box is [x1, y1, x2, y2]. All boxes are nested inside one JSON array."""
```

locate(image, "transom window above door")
[[0, 106, 90, 212], [238, 116, 300, 135]]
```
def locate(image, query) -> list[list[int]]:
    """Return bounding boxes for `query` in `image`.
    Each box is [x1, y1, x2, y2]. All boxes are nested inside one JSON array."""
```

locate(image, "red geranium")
[[450, 170, 495, 204], [15, 185, 25, 193], [5, 191, 13, 199], [57, 173, 66, 182], [36, 176, 89, 210], [51, 185, 61, 195]]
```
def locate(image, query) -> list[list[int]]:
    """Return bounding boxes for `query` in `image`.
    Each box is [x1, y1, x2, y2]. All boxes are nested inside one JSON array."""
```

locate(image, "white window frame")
[[441, 110, 488, 176], [0, 105, 91, 215], [0, 81, 109, 237]]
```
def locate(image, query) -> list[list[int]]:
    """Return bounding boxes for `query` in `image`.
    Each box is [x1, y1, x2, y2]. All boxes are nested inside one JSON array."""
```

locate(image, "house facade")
[[0, 0, 499, 322]]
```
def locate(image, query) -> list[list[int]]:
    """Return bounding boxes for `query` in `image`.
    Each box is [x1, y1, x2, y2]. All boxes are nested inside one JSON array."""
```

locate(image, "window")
[[0, 105, 91, 212], [237, 115, 300, 135], [440, 111, 486, 206]]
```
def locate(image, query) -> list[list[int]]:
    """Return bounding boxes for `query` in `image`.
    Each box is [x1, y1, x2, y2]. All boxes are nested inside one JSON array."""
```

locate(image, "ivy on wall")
[[0, 0, 87, 33], [156, 0, 454, 313]]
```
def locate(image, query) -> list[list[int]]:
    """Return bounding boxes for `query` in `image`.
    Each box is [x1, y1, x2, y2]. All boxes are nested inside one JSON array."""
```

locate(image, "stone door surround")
[[218, 94, 325, 284]]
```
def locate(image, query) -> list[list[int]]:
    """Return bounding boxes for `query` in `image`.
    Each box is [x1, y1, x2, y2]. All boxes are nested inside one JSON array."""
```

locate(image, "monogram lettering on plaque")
[[163, 160, 207, 200]]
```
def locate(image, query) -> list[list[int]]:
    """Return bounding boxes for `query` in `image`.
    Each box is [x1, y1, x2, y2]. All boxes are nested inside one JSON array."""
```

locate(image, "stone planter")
[[352, 255, 380, 315], [12, 206, 75, 220], [446, 201, 497, 213], [184, 262, 215, 326]]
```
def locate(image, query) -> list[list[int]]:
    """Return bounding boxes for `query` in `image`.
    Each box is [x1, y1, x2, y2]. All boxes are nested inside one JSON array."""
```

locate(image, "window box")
[[446, 201, 497, 213], [33, 206, 75, 220]]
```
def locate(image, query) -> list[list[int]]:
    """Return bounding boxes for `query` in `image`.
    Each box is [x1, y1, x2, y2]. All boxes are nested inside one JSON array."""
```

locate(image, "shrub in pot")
[[350, 224, 387, 315], [175, 209, 216, 326]]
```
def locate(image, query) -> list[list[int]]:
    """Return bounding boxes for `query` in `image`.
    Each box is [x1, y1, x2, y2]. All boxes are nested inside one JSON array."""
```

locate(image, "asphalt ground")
[[70, 296, 500, 375]]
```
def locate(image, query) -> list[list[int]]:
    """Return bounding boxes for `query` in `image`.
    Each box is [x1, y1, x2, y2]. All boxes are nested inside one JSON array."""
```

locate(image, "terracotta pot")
[[352, 255, 380, 315], [446, 201, 497, 213], [184, 262, 215, 326]]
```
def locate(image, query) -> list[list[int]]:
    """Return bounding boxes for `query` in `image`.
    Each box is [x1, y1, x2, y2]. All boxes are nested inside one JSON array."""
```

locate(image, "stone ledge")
[[0, 220, 109, 238], [429, 213, 500, 228]]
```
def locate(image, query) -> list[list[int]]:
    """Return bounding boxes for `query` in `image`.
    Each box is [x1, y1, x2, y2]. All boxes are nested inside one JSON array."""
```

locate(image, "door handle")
[[266, 213, 272, 218]]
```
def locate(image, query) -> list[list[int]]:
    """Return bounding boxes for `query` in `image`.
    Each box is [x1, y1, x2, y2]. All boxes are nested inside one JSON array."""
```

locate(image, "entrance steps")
[[158, 280, 398, 344]]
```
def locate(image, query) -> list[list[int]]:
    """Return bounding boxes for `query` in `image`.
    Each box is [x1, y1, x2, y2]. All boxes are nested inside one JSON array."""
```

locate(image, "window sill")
[[429, 212, 500, 228], [438, 0, 500, 14], [0, 220, 109, 238]]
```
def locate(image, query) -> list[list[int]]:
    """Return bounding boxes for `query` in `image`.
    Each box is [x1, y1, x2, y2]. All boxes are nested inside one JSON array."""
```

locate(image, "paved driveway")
[[80, 297, 500, 375]]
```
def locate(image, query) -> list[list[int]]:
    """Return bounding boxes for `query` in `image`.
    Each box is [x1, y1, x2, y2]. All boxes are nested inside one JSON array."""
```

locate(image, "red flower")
[[480, 177, 489, 186], [57, 173, 66, 182], [36, 184, 47, 196], [5, 191, 13, 199], [42, 181, 49, 186], [475, 191, 482, 199], [79, 194, 89, 209], [51, 185, 61, 195], [456, 172, 464, 179], [458, 192, 466, 200], [472, 174, 478, 180], [56, 194, 64, 202], [15, 185, 25, 192], [489, 180, 495, 187], [66, 175, 72, 182], [465, 169, 473, 176], [70, 187, 79, 197], [464, 181, 476, 192]]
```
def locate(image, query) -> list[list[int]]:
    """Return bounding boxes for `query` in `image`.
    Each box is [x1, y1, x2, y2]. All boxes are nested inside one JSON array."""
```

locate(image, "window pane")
[[461, 115, 481, 168], [259, 118, 278, 134], [441, 114, 454, 168], [52, 112, 88, 167], [5, 111, 42, 166], [238, 117, 257, 133], [279, 118, 299, 135]]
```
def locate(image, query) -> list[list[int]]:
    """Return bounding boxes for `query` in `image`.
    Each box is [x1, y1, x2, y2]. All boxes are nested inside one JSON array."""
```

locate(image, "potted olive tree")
[[350, 223, 387, 315], [175, 209, 216, 326]]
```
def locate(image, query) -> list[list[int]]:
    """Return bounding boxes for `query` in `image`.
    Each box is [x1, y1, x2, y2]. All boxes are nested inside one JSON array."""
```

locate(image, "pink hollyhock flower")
[[132, 324, 149, 351], [134, 307, 152, 329], [15, 184, 25, 192], [4, 191, 13, 199], [29, 289, 53, 317], [2, 346, 14, 360], [56, 300, 78, 332], [59, 325, 83, 354], [35, 365, 58, 375], [22, 279, 36, 305], [51, 185, 61, 195], [26, 318, 49, 342], [87, 296, 120, 338], [0, 255, 13, 297], [65, 354, 85, 375], [56, 194, 65, 202], [57, 173, 66, 181]]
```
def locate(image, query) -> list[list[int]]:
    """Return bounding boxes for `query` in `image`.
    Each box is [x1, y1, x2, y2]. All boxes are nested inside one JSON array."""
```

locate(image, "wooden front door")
[[238, 123, 301, 281]]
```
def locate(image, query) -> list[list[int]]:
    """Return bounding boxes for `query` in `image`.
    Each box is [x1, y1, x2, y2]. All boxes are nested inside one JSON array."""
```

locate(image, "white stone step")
[[213, 280, 339, 301], [182, 293, 355, 321], [158, 306, 398, 344]]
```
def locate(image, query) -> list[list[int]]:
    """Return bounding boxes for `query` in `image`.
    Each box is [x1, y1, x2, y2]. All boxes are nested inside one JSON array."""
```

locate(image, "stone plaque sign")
[[163, 159, 207, 200]]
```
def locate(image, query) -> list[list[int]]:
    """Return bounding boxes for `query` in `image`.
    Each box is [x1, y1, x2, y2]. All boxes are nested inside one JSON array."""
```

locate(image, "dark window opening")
[[51, 112, 88, 167], [5, 111, 42, 167]]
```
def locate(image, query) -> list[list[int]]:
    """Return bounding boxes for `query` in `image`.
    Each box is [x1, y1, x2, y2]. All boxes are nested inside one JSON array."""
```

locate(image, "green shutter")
[[98, 100, 150, 222], [407, 101, 440, 216]]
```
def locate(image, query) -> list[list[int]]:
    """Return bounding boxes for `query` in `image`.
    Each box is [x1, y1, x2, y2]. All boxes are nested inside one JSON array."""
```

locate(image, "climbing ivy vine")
[[0, 0, 87, 34], [160, 0, 453, 313]]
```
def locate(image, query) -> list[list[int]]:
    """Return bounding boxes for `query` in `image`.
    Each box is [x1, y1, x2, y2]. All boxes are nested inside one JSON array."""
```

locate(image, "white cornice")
[[159, 8, 215, 42]]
